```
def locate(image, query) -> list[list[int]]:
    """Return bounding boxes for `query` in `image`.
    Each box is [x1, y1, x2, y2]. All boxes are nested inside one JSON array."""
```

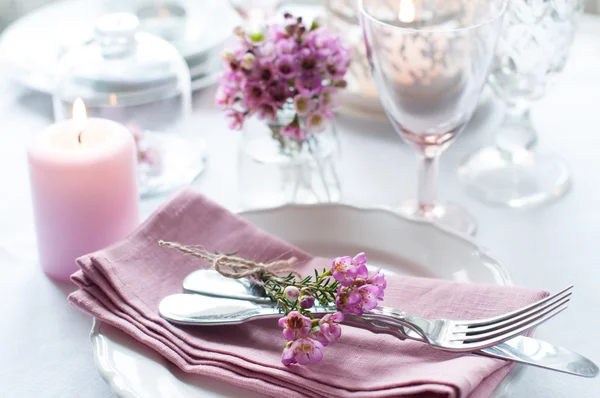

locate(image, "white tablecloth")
[[2, 14, 600, 398]]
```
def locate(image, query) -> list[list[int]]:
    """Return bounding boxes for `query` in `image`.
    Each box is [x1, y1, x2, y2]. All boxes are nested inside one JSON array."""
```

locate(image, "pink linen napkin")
[[68, 189, 547, 398]]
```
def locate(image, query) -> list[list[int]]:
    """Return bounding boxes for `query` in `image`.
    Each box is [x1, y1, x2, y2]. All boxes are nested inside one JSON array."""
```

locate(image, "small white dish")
[[90, 203, 519, 397], [0, 0, 238, 94]]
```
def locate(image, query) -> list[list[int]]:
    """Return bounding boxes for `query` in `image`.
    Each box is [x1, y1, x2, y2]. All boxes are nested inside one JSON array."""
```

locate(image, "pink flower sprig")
[[261, 252, 386, 366], [216, 13, 351, 141]]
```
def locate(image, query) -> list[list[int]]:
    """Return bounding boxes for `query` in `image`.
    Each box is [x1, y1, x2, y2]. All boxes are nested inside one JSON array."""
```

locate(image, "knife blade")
[[159, 293, 598, 378]]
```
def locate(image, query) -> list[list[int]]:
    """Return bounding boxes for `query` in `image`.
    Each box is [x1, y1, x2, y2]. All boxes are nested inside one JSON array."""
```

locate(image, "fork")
[[162, 284, 572, 353], [361, 285, 572, 352]]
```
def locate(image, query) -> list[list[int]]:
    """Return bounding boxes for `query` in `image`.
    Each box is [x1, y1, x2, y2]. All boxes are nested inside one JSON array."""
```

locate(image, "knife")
[[159, 292, 598, 378]]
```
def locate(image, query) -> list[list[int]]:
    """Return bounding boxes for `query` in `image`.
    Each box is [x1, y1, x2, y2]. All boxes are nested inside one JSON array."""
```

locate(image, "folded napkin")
[[69, 189, 546, 398]]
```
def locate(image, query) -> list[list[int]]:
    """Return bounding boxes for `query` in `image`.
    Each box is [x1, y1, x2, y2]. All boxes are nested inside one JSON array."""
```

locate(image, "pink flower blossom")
[[326, 52, 351, 81], [255, 62, 275, 84], [299, 48, 318, 72], [336, 284, 381, 316], [307, 327, 329, 347], [368, 269, 387, 299], [306, 27, 334, 52], [330, 253, 368, 286], [275, 54, 299, 79], [240, 52, 256, 70], [225, 111, 245, 130], [243, 84, 266, 108], [293, 94, 316, 117], [266, 82, 290, 107], [319, 86, 339, 110], [295, 73, 323, 96], [281, 337, 324, 366], [306, 112, 328, 134], [258, 41, 275, 59], [257, 103, 277, 121], [278, 311, 312, 341], [313, 312, 343, 346], [276, 38, 298, 55], [268, 24, 288, 41], [215, 86, 237, 107]]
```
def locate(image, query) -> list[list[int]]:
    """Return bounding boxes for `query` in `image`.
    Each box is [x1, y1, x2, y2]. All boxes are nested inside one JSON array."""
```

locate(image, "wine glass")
[[457, 0, 582, 208], [358, 0, 507, 235]]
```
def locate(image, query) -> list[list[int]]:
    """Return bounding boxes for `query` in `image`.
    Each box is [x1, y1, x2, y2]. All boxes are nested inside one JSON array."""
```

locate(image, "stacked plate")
[[0, 0, 241, 94]]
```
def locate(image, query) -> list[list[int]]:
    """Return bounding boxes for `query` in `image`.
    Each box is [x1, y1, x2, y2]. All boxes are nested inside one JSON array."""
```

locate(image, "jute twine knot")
[[158, 240, 300, 280]]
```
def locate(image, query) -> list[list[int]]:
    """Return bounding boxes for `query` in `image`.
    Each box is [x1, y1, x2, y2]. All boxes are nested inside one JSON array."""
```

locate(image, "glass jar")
[[238, 105, 341, 209], [52, 13, 205, 197]]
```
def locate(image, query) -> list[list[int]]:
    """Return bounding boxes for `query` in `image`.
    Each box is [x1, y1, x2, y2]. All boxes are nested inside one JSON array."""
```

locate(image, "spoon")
[[183, 269, 272, 304]]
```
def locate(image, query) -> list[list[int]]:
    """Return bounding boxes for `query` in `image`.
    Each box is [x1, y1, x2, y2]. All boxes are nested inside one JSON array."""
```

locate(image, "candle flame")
[[73, 97, 87, 143], [398, 0, 416, 23], [73, 97, 87, 123]]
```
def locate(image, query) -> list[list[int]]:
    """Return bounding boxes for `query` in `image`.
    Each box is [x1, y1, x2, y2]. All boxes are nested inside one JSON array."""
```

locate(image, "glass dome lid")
[[53, 13, 203, 198], [53, 13, 190, 111]]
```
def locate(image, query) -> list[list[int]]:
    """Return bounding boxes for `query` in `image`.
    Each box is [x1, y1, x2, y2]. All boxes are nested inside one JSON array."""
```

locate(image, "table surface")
[[2, 14, 600, 398]]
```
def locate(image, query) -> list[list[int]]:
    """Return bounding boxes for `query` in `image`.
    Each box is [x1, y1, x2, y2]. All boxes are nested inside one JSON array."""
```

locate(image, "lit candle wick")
[[73, 97, 87, 146]]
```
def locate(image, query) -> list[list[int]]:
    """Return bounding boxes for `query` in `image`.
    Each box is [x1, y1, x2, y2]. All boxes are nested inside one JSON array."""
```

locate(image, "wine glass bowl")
[[458, 0, 582, 208], [359, 0, 507, 235]]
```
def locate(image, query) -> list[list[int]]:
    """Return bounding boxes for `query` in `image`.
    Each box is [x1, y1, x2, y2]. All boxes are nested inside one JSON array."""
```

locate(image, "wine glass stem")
[[417, 153, 439, 213], [495, 107, 539, 154]]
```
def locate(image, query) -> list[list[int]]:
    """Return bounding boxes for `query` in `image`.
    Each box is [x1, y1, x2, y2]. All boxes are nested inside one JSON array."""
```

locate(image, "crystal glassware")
[[52, 13, 205, 197], [359, 0, 507, 235], [457, 0, 582, 208]]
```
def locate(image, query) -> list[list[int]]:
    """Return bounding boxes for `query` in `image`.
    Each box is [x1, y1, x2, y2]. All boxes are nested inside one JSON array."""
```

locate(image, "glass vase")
[[238, 107, 341, 209]]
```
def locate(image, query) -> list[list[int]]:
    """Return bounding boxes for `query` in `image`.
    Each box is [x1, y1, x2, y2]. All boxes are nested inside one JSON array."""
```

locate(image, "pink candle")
[[27, 99, 139, 281]]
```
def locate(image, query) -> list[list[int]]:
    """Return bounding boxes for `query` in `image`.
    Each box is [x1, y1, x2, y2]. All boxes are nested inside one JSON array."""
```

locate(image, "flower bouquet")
[[216, 14, 351, 207], [161, 239, 387, 366], [217, 13, 351, 146]]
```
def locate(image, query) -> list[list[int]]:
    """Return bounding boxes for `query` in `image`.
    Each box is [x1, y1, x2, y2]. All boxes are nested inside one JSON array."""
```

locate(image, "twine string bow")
[[158, 240, 300, 280]]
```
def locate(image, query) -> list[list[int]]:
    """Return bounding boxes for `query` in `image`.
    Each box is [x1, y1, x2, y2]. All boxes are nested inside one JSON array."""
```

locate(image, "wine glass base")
[[390, 200, 477, 237], [457, 147, 570, 208], [138, 132, 206, 198]]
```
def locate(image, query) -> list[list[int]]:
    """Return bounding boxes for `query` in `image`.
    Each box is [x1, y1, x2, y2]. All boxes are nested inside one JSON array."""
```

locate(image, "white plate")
[[0, 0, 238, 94], [90, 204, 519, 397]]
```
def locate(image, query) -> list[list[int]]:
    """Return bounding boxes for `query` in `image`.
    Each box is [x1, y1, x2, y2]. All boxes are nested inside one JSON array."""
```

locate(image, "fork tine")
[[453, 298, 569, 343], [457, 303, 568, 350], [453, 296, 570, 344], [455, 290, 572, 334], [454, 296, 569, 343], [455, 285, 573, 327]]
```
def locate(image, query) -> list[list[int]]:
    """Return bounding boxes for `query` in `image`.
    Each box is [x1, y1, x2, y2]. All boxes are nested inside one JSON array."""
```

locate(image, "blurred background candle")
[[27, 98, 139, 281]]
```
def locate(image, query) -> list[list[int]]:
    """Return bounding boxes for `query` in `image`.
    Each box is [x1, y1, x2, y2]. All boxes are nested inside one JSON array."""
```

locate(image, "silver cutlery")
[[170, 270, 599, 377], [158, 292, 598, 377], [183, 270, 571, 351], [161, 285, 570, 352]]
